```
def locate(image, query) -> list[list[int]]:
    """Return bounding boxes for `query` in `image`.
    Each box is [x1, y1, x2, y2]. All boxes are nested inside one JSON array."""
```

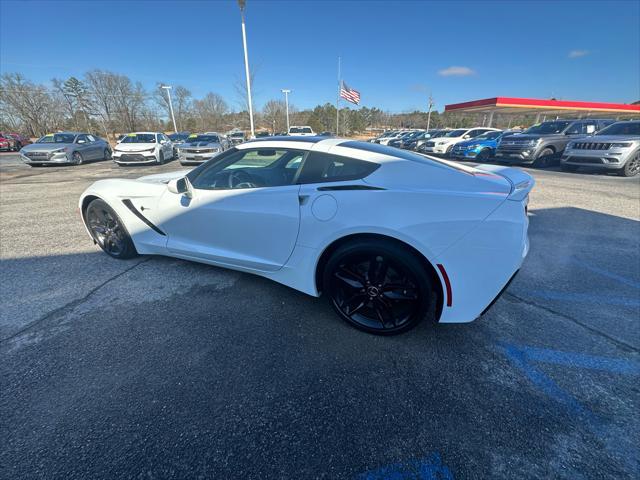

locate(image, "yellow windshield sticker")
[[45, 133, 54, 137], [127, 133, 136, 137], [188, 134, 198, 138]]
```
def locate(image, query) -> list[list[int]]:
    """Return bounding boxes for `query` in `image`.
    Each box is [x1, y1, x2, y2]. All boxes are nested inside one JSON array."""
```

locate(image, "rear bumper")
[[435, 198, 529, 323]]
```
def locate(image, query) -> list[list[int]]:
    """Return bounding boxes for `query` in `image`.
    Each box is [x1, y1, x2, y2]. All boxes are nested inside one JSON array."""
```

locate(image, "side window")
[[190, 148, 306, 190], [76, 134, 88, 144], [296, 151, 379, 184], [467, 129, 484, 138]]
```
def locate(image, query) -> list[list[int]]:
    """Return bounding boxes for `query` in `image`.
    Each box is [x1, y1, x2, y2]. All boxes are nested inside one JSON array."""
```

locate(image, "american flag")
[[340, 81, 361, 105]]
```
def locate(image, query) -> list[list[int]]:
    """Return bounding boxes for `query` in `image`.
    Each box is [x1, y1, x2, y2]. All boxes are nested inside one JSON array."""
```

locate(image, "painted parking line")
[[500, 343, 640, 474], [569, 257, 640, 290], [355, 452, 453, 480], [527, 290, 640, 308]]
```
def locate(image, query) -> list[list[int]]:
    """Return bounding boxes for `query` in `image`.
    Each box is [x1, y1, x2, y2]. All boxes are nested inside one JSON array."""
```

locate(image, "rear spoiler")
[[474, 164, 535, 201]]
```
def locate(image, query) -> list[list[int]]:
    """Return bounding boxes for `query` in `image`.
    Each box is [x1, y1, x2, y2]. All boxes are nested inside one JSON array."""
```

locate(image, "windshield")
[[37, 133, 75, 143], [595, 122, 640, 136], [231, 132, 244, 138], [475, 131, 502, 140], [187, 135, 219, 143], [121, 134, 156, 143], [169, 133, 189, 141], [446, 129, 468, 137], [525, 121, 572, 135]]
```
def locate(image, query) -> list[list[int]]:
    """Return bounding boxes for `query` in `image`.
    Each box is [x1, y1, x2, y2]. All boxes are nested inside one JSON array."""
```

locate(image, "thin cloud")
[[438, 66, 476, 77], [568, 50, 590, 58]]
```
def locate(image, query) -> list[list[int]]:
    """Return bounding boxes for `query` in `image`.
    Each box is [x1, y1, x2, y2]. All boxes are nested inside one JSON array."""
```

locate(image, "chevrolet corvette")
[[79, 136, 534, 335]]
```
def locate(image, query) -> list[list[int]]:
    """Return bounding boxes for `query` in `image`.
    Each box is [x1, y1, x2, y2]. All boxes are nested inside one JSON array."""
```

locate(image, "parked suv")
[[561, 120, 640, 177], [495, 119, 615, 167]]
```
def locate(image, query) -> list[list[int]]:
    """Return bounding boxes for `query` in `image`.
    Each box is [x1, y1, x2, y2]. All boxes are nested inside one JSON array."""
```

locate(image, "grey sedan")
[[20, 132, 112, 167]]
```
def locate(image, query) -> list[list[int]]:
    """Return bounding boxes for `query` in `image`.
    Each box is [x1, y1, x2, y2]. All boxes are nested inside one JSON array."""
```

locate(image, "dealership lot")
[[1, 153, 639, 479]]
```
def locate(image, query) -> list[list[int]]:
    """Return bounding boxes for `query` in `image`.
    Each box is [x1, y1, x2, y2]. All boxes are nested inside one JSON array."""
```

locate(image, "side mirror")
[[77, 139, 86, 144], [167, 177, 192, 198], [463, 135, 470, 139]]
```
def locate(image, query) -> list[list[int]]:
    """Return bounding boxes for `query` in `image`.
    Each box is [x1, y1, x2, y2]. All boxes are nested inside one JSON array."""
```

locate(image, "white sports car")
[[79, 136, 534, 335]]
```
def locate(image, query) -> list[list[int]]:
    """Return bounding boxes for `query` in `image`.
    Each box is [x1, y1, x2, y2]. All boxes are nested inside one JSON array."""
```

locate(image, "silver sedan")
[[20, 132, 112, 167]]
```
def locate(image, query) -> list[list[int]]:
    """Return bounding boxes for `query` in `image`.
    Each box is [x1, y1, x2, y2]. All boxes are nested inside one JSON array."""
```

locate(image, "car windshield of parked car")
[[476, 131, 502, 140], [525, 121, 572, 135], [445, 129, 468, 137], [189, 135, 219, 143], [595, 122, 640, 136], [231, 132, 244, 137], [37, 133, 75, 143], [121, 134, 156, 143], [169, 133, 189, 142]]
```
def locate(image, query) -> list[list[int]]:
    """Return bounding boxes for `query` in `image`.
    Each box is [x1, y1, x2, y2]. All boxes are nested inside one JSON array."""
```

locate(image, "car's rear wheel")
[[85, 199, 138, 259], [533, 148, 554, 168], [617, 151, 640, 177], [72, 151, 84, 165], [323, 239, 433, 335]]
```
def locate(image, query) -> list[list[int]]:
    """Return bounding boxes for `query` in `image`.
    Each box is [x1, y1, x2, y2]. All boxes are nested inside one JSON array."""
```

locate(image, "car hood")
[[509, 133, 564, 141], [136, 169, 192, 184], [21, 143, 73, 152], [181, 141, 222, 148], [434, 137, 459, 143], [115, 143, 156, 152], [588, 135, 640, 142], [456, 138, 494, 148]]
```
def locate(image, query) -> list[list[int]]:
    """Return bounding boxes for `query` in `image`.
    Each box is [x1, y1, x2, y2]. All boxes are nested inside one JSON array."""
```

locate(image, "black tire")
[[13, 142, 22, 152], [157, 151, 164, 164], [72, 151, 84, 165], [533, 147, 554, 168], [323, 239, 433, 335], [476, 148, 492, 162], [30, 164, 44, 168], [561, 164, 578, 172], [617, 151, 640, 177], [103, 148, 112, 160], [84, 199, 138, 259]]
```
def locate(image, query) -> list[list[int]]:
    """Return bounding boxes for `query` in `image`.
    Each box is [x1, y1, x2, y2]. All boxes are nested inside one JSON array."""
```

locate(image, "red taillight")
[[436, 264, 453, 307]]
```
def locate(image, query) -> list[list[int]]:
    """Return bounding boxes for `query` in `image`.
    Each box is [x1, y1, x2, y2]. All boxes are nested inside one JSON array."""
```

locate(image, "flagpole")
[[336, 56, 341, 136]]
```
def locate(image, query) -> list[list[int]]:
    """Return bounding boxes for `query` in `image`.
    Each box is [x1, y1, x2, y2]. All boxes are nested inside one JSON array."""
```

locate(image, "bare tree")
[[154, 83, 192, 131], [261, 99, 288, 134], [193, 93, 229, 131], [0, 73, 65, 136]]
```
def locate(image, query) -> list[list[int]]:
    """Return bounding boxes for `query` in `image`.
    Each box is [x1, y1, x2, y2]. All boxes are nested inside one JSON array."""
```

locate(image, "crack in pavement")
[[505, 292, 639, 353], [0, 257, 152, 345]]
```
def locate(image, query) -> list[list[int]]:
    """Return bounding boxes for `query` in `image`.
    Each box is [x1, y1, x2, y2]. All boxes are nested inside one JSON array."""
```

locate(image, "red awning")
[[445, 97, 640, 117]]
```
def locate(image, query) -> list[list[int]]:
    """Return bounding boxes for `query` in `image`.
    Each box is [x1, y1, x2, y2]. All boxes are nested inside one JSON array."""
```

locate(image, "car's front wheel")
[[85, 199, 138, 259], [72, 151, 84, 165], [476, 148, 492, 162], [103, 148, 111, 160], [157, 151, 164, 164], [323, 239, 433, 335], [617, 151, 640, 177], [533, 147, 555, 168]]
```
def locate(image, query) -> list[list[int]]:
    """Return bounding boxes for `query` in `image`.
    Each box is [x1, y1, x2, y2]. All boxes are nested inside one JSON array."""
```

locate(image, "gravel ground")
[[1, 152, 639, 479]]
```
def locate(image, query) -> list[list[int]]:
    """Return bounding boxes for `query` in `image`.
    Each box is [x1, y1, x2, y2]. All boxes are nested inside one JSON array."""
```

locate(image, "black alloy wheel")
[[324, 240, 432, 335], [85, 199, 137, 259], [533, 147, 554, 168]]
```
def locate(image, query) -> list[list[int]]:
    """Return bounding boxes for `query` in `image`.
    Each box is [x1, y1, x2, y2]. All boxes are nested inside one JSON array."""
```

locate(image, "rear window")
[[297, 151, 379, 184]]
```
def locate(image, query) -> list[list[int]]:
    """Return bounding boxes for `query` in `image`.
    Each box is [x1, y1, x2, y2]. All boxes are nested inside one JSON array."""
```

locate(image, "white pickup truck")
[[288, 126, 315, 136]]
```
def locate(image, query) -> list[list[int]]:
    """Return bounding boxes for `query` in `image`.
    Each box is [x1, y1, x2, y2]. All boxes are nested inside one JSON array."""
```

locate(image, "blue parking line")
[[570, 258, 640, 290], [527, 290, 640, 307], [355, 452, 453, 480], [516, 345, 640, 376]]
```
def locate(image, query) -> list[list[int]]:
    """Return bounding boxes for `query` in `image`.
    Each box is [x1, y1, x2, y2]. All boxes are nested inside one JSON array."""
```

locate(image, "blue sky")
[[1, 0, 638, 112]]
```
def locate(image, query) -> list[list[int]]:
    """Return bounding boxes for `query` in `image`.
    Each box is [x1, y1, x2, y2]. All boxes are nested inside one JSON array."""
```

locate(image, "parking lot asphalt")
[[1, 152, 639, 479]]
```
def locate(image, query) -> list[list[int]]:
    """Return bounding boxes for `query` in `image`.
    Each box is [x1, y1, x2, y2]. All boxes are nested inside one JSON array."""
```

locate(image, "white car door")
[[154, 148, 305, 272]]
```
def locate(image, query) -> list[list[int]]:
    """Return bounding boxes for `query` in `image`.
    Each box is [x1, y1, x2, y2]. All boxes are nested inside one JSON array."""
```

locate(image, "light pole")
[[238, 0, 255, 139], [426, 93, 434, 132], [281, 89, 291, 133], [161, 85, 178, 133]]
